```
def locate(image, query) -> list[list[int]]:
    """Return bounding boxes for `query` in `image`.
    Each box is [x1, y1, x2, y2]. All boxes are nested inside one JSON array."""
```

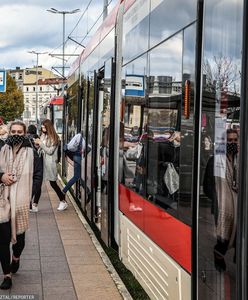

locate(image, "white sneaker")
[[31, 204, 38, 212], [57, 201, 68, 211]]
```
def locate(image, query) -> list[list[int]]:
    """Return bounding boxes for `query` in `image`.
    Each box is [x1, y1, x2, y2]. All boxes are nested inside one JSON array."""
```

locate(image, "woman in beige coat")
[[34, 119, 67, 211]]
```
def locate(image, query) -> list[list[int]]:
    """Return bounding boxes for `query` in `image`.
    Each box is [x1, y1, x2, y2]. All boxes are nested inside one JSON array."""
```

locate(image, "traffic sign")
[[0, 70, 6, 93]]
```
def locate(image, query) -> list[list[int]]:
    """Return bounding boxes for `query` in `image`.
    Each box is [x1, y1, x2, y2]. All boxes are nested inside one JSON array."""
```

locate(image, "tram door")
[[197, 0, 243, 299], [92, 59, 114, 245]]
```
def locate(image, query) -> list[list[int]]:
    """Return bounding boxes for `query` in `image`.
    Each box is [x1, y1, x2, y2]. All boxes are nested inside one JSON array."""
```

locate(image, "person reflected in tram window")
[[133, 125, 147, 195], [203, 129, 239, 272], [147, 130, 180, 209], [100, 127, 109, 193], [122, 125, 137, 187], [200, 134, 213, 184]]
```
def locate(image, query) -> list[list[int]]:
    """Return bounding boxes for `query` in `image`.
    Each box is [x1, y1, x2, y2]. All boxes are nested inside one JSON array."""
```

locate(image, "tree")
[[0, 74, 24, 122], [203, 55, 240, 94]]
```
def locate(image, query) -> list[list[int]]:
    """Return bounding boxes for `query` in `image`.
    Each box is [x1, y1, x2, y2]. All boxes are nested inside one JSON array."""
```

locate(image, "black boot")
[[214, 246, 226, 272], [10, 258, 20, 274], [0, 276, 12, 290]]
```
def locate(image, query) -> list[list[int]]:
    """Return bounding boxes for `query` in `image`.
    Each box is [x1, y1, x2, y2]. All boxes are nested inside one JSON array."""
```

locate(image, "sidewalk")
[[0, 183, 124, 300]]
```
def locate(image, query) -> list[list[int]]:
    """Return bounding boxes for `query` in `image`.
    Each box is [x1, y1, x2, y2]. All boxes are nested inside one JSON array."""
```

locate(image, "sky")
[[0, 0, 117, 76]]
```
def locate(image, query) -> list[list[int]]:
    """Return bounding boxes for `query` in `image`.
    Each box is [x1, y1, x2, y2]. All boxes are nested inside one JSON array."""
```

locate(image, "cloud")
[[0, 0, 118, 72]]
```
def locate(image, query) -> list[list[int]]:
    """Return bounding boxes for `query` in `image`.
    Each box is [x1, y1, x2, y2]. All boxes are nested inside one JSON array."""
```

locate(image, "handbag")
[[63, 134, 84, 160], [163, 163, 179, 195], [126, 143, 143, 161]]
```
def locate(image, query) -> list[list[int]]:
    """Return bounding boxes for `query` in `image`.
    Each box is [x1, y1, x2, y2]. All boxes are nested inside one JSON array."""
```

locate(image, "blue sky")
[[0, 0, 117, 74]]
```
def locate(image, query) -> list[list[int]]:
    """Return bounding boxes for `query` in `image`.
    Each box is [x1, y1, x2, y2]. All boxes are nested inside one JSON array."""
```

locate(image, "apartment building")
[[8, 66, 65, 123]]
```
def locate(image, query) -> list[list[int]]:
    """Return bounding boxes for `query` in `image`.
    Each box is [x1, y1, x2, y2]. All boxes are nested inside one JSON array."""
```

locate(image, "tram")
[[41, 96, 63, 137], [64, 0, 248, 299]]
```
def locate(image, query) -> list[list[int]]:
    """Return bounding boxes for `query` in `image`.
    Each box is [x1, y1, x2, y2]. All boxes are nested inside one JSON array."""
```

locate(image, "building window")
[[40, 87, 42, 91], [18, 73, 23, 80], [33, 87, 35, 92], [26, 87, 29, 92]]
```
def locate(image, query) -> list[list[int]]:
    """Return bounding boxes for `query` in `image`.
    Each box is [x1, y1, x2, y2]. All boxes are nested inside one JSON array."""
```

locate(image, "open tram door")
[[90, 58, 115, 246]]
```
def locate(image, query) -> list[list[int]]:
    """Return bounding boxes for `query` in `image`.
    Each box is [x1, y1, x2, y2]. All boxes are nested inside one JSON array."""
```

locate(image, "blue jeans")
[[63, 155, 86, 193]]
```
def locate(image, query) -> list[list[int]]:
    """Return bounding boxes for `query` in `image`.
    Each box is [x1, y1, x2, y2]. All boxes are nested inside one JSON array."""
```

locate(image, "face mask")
[[226, 143, 238, 155], [6, 135, 25, 146]]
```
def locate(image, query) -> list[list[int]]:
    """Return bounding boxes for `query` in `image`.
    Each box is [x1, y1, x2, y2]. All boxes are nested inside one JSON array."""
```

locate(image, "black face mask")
[[6, 135, 25, 146], [227, 142, 238, 155]]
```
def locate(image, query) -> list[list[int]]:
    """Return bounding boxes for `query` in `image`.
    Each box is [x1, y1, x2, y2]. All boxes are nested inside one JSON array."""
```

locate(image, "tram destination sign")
[[0, 70, 6, 93]]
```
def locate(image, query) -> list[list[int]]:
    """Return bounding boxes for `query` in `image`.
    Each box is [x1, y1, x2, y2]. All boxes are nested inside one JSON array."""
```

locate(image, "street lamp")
[[46, 8, 80, 91], [47, 8, 80, 176], [27, 50, 47, 124]]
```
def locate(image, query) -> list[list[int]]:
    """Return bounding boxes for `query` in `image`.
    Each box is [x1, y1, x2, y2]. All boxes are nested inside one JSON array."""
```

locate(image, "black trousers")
[[33, 187, 42, 204], [0, 221, 25, 275], [32, 156, 43, 205], [49, 181, 65, 201]]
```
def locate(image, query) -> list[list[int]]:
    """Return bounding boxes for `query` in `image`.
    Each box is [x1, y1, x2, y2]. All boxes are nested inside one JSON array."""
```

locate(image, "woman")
[[0, 116, 8, 150], [34, 119, 67, 211], [0, 121, 42, 289]]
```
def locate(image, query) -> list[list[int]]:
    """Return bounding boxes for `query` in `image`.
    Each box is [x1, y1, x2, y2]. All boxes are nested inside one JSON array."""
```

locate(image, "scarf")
[[0, 144, 33, 243], [215, 154, 239, 248]]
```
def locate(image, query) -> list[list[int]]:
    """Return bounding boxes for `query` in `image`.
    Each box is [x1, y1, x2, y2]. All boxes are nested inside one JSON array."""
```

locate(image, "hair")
[[27, 124, 37, 135], [0, 116, 4, 125], [42, 119, 59, 145], [10, 121, 26, 134], [227, 128, 238, 136]]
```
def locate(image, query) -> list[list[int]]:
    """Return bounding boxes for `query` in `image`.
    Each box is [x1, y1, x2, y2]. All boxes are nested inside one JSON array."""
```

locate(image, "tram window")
[[150, 0, 197, 49], [198, 0, 243, 298], [120, 55, 148, 196], [123, 0, 149, 64], [147, 34, 182, 211]]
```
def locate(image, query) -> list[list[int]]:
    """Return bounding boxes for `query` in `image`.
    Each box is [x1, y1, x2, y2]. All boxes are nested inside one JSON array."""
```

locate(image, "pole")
[[103, 0, 108, 20], [62, 12, 65, 83], [62, 12, 66, 176], [35, 53, 39, 124]]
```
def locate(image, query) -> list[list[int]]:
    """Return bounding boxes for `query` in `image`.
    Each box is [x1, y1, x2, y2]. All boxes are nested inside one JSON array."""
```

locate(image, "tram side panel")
[[117, 0, 198, 298]]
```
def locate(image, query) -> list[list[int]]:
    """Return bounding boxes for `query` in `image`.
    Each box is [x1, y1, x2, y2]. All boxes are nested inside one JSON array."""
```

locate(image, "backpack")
[[63, 134, 83, 160]]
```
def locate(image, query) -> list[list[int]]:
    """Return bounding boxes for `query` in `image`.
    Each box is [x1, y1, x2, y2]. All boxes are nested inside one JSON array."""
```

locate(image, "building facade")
[[8, 66, 65, 124]]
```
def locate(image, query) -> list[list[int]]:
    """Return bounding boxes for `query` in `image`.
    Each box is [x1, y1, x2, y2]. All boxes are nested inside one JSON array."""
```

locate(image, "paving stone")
[[19, 259, 41, 271], [42, 272, 74, 288], [66, 254, 103, 265], [41, 260, 70, 273], [10, 283, 42, 299], [11, 271, 42, 285], [0, 182, 123, 300]]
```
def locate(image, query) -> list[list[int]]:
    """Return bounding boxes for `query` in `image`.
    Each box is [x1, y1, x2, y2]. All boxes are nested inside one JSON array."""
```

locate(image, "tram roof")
[[68, 0, 123, 77]]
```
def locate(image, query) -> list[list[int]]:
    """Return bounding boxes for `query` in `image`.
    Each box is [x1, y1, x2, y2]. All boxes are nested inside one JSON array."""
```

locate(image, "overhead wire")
[[66, 0, 114, 66], [50, 0, 115, 75]]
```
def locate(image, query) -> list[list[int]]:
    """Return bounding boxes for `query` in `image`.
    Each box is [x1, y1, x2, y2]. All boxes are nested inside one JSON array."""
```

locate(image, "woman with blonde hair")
[[34, 119, 67, 211]]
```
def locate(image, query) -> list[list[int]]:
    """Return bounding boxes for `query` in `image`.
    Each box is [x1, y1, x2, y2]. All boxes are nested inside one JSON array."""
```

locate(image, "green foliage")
[[0, 74, 24, 122]]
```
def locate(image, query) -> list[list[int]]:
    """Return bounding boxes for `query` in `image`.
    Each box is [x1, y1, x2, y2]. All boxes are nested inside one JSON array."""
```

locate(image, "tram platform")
[[0, 182, 130, 300]]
